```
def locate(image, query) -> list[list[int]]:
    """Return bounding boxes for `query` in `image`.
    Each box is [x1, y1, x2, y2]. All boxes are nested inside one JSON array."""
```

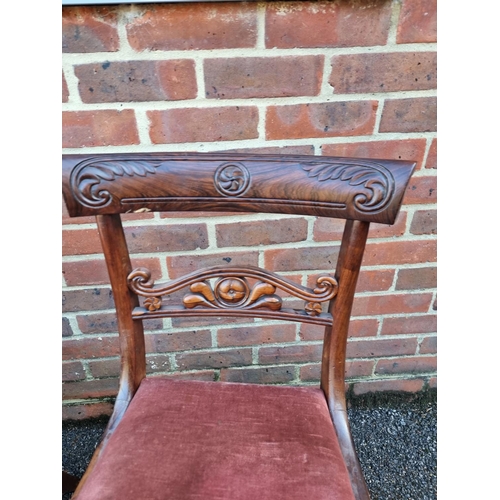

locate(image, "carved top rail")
[[62, 153, 416, 224]]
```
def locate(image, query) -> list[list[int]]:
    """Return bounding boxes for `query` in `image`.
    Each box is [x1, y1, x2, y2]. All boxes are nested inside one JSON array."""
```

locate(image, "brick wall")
[[62, 0, 437, 419]]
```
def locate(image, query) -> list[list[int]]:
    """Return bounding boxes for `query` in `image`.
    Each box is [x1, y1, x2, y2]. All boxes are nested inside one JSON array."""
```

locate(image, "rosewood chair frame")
[[62, 152, 415, 499]]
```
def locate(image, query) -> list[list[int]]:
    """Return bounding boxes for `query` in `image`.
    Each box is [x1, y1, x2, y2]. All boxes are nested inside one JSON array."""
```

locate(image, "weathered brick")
[[126, 3, 258, 51], [428, 377, 437, 389], [258, 343, 322, 365], [216, 218, 308, 248], [410, 209, 437, 235], [164, 370, 218, 381], [217, 324, 296, 347], [420, 336, 437, 354], [75, 60, 197, 103], [264, 245, 339, 272], [171, 316, 254, 329], [223, 145, 315, 156], [300, 360, 373, 381], [352, 293, 433, 317], [375, 356, 436, 375], [148, 107, 259, 144], [62, 317, 73, 337], [381, 315, 437, 336], [62, 361, 86, 382], [306, 269, 394, 294], [329, 52, 436, 93], [63, 72, 69, 102], [62, 257, 162, 286], [403, 176, 437, 205], [380, 97, 437, 133], [352, 378, 424, 395], [363, 240, 437, 266], [397, 0, 437, 43], [347, 338, 418, 358], [396, 266, 437, 290], [146, 330, 212, 353], [322, 139, 427, 171], [205, 56, 323, 99], [167, 251, 259, 279], [77, 312, 162, 334], [313, 212, 407, 242], [220, 366, 295, 384], [62, 228, 101, 256], [62, 287, 114, 313], [63, 401, 114, 420], [176, 348, 253, 371], [62, 110, 139, 148], [62, 6, 119, 53], [266, 101, 377, 140], [88, 355, 171, 378], [426, 139, 437, 169], [62, 336, 120, 360], [265, 1, 392, 48], [63, 378, 119, 400]]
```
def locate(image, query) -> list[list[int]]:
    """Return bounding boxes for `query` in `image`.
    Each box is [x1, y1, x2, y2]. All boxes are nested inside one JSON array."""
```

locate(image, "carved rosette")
[[70, 158, 162, 208], [214, 162, 251, 197], [300, 161, 395, 213]]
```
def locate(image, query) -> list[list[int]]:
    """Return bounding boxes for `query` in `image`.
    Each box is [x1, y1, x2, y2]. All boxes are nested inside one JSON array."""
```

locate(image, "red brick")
[[176, 348, 253, 370], [205, 56, 323, 99], [419, 336, 437, 354], [62, 228, 101, 256], [62, 72, 69, 103], [62, 6, 119, 53], [223, 145, 315, 156], [353, 378, 424, 395], [167, 251, 259, 279], [426, 139, 437, 169], [396, 267, 437, 290], [322, 139, 427, 171], [63, 401, 114, 420], [62, 361, 86, 382], [77, 312, 162, 334], [300, 360, 376, 381], [75, 60, 197, 103], [216, 218, 308, 248], [410, 209, 437, 235], [146, 331, 212, 353], [375, 356, 436, 375], [62, 336, 120, 360], [217, 324, 296, 347], [428, 377, 437, 389], [171, 316, 254, 329], [380, 97, 437, 133], [347, 338, 418, 358], [62, 287, 114, 313], [88, 358, 120, 378], [258, 343, 322, 365], [352, 293, 433, 317], [62, 317, 73, 337], [403, 176, 437, 205], [313, 212, 407, 242], [265, 245, 340, 273], [397, 0, 437, 43], [363, 240, 437, 266], [148, 107, 259, 144], [163, 370, 217, 382], [63, 257, 162, 286], [63, 378, 119, 400], [126, 3, 258, 51], [220, 366, 295, 384], [266, 101, 377, 140], [329, 52, 436, 93], [381, 315, 437, 335], [62, 110, 139, 148], [306, 269, 394, 294], [265, 1, 392, 48]]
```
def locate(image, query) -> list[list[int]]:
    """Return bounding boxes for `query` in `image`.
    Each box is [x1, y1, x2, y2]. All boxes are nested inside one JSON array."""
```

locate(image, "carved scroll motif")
[[214, 162, 251, 197], [300, 162, 395, 213], [70, 158, 162, 208], [127, 266, 338, 316]]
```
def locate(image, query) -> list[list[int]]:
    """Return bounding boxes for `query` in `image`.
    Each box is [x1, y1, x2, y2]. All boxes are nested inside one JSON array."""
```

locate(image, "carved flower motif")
[[144, 296, 162, 311], [217, 278, 248, 303], [305, 302, 322, 316]]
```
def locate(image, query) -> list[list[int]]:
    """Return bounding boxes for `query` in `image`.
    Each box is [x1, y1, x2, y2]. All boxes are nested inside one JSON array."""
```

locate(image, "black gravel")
[[62, 390, 436, 499]]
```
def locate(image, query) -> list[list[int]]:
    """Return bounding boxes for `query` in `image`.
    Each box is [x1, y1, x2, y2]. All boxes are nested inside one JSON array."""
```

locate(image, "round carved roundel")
[[214, 162, 251, 197]]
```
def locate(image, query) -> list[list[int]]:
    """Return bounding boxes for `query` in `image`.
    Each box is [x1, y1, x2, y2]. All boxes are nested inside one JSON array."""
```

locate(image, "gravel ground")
[[62, 390, 436, 500]]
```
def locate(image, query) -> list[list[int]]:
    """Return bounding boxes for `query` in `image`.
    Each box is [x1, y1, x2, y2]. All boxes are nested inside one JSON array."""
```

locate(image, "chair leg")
[[62, 470, 80, 495]]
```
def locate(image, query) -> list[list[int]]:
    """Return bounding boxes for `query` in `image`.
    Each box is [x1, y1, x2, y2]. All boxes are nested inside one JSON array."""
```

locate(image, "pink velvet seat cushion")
[[77, 378, 355, 500]]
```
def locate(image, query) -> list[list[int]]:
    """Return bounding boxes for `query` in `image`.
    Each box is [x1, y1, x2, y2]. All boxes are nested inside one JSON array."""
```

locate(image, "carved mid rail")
[[127, 265, 338, 326]]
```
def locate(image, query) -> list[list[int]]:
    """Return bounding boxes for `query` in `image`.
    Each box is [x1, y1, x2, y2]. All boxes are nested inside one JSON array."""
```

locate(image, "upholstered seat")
[[76, 379, 355, 500]]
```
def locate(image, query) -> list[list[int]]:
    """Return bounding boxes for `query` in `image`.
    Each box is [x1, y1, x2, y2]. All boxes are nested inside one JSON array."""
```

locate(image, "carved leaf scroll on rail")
[[127, 265, 338, 321]]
